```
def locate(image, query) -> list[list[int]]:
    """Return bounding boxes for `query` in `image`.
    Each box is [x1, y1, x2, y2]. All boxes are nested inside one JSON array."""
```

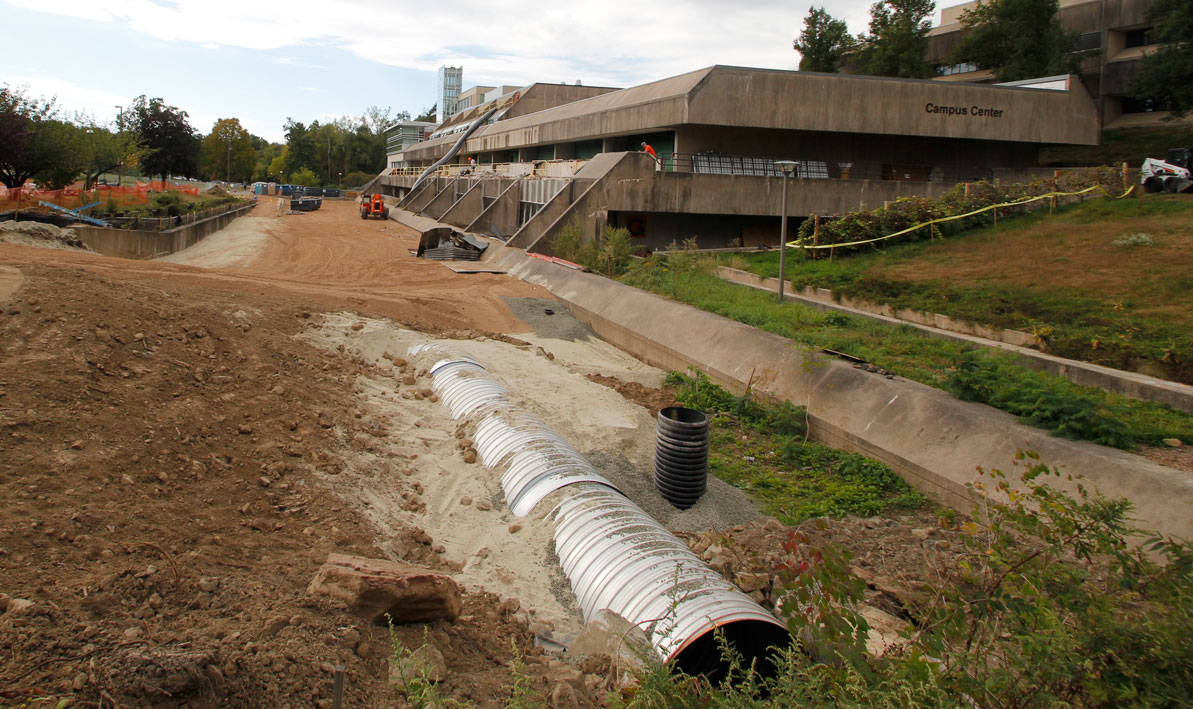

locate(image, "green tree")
[[282, 118, 317, 176], [854, 0, 936, 78], [200, 117, 257, 182], [75, 118, 141, 190], [268, 149, 287, 182], [0, 85, 74, 189], [414, 103, 436, 123], [130, 95, 199, 182], [1132, 0, 1193, 118], [794, 7, 857, 73], [949, 0, 1078, 81], [289, 166, 320, 188]]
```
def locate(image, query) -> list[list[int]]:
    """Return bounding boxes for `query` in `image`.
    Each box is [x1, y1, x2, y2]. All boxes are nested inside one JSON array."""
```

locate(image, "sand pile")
[[0, 220, 92, 251]]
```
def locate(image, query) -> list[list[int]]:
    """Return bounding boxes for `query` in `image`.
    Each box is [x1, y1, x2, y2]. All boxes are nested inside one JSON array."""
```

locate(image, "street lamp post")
[[226, 138, 231, 185], [114, 105, 123, 187], [774, 161, 797, 303]]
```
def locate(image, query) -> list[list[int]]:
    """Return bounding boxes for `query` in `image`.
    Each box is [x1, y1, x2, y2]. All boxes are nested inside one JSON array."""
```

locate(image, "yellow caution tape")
[[791, 183, 1136, 250]]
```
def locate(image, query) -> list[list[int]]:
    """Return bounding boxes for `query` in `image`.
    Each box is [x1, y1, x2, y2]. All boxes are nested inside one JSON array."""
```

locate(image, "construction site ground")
[[1, 199, 952, 707]]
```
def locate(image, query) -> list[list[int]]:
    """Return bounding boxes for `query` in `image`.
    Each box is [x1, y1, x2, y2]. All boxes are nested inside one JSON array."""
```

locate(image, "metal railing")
[[656, 152, 993, 184]]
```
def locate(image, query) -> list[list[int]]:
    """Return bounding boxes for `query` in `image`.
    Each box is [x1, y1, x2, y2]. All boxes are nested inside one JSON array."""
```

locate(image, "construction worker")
[[641, 142, 660, 171]]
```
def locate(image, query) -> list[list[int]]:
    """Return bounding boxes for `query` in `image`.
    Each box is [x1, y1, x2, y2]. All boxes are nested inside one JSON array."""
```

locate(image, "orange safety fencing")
[[0, 181, 199, 211]]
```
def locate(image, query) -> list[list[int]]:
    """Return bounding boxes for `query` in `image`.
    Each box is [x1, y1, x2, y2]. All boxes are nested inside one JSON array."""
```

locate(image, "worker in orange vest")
[[641, 142, 660, 170]]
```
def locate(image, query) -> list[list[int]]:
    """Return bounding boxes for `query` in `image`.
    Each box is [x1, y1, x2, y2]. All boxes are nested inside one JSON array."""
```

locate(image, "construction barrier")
[[1, 181, 201, 211]]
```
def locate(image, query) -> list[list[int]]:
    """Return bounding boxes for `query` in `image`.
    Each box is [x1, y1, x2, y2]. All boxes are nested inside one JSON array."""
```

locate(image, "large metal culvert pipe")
[[407, 344, 792, 682], [654, 406, 709, 509]]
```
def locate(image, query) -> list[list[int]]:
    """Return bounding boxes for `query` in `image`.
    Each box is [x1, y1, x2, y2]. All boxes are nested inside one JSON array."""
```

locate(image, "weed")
[[387, 620, 471, 708], [503, 639, 545, 709], [1112, 231, 1156, 246], [666, 371, 923, 522]]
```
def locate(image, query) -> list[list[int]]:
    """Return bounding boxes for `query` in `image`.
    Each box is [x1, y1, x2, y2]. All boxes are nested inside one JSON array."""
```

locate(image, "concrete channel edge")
[[482, 243, 1193, 542]]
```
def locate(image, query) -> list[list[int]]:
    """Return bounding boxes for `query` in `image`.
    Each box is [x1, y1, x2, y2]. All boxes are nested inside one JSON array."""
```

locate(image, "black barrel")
[[655, 406, 709, 509]]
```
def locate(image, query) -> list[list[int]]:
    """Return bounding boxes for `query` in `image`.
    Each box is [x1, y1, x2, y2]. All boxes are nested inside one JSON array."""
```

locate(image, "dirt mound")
[[0, 266, 605, 707], [206, 184, 229, 196], [0, 221, 91, 251]]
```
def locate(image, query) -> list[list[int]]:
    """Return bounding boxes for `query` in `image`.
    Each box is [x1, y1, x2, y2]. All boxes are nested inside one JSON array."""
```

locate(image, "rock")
[[261, 616, 289, 637], [4, 598, 34, 616], [734, 572, 770, 593], [1163, 438, 1183, 448], [462, 449, 477, 464], [433, 544, 446, 554], [392, 357, 408, 367], [351, 322, 364, 331], [550, 682, 577, 707], [509, 523, 523, 534], [476, 500, 492, 511], [73, 672, 88, 691], [390, 644, 447, 685], [238, 424, 252, 435], [402, 375, 416, 385], [911, 528, 934, 540], [307, 553, 461, 625], [122, 626, 143, 641], [198, 576, 220, 593], [459, 496, 472, 506], [0, 593, 9, 612]]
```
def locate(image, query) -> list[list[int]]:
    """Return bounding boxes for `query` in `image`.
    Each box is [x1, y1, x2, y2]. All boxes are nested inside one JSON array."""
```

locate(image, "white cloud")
[[1, 75, 129, 125], [5, 0, 884, 89]]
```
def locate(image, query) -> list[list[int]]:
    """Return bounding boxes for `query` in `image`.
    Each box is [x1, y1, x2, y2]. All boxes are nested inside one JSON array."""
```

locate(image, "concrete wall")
[[482, 243, 1193, 542], [466, 179, 523, 239], [73, 202, 257, 259]]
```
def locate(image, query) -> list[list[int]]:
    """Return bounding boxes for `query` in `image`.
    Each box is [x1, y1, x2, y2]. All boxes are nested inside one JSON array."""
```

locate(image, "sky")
[[0, 0, 942, 143]]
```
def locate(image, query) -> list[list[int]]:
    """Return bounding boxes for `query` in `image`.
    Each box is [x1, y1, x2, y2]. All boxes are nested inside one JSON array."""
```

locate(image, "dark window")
[[1072, 31, 1101, 51], [1121, 95, 1159, 114], [1124, 26, 1154, 48]]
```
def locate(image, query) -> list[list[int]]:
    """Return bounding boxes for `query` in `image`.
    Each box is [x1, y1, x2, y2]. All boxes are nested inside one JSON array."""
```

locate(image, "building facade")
[[381, 66, 1099, 251], [385, 121, 437, 169], [929, 0, 1189, 129]]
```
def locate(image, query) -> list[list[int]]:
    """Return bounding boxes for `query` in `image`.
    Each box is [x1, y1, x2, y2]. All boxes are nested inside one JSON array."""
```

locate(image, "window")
[[937, 62, 980, 76], [1124, 26, 1154, 48], [1072, 31, 1101, 51]]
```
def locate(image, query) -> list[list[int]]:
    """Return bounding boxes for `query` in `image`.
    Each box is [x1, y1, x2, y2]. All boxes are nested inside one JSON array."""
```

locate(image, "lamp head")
[[775, 160, 797, 178]]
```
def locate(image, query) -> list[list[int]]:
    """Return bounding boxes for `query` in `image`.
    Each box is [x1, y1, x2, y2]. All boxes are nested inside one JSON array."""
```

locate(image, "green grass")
[[623, 256, 1193, 449], [667, 371, 926, 523], [718, 196, 1193, 386]]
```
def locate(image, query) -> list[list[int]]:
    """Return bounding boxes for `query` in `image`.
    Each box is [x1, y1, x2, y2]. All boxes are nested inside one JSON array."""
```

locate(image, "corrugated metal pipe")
[[407, 344, 791, 680]]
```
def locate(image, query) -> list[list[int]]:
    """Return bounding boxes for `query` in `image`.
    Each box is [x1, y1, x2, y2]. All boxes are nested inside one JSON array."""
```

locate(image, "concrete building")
[[437, 66, 463, 123], [929, 0, 1189, 129], [456, 85, 495, 112], [380, 65, 1097, 252]]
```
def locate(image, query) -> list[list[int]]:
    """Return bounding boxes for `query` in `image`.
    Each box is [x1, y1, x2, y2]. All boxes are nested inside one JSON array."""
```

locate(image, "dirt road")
[[2, 199, 546, 333], [0, 200, 656, 707]]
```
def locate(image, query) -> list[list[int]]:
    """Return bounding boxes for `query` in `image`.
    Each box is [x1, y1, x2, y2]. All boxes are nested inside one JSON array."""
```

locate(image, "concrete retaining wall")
[[73, 202, 257, 259], [483, 243, 1193, 542], [717, 266, 1193, 414]]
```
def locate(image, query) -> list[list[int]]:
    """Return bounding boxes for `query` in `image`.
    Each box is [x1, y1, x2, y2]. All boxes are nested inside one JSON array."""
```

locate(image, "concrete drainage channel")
[[475, 242, 1193, 543], [409, 343, 791, 680]]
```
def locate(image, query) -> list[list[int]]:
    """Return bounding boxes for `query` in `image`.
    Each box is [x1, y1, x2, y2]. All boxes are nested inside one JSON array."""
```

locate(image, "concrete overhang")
[[396, 65, 1099, 164]]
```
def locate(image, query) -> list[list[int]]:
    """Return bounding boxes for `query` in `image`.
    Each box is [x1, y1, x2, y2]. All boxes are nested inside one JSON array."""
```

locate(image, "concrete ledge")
[[483, 243, 1193, 542], [717, 266, 1193, 414], [73, 202, 257, 260]]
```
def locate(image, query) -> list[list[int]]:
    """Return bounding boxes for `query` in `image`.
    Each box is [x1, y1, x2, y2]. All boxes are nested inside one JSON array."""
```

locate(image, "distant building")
[[456, 85, 495, 112], [437, 66, 463, 123], [928, 0, 1190, 130], [385, 120, 437, 170]]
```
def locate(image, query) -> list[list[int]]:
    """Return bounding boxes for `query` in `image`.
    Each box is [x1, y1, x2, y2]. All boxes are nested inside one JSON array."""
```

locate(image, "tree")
[[282, 118, 318, 176], [75, 118, 140, 190], [0, 85, 73, 189], [267, 149, 287, 182], [200, 118, 257, 182], [414, 103, 436, 123], [130, 95, 199, 182], [1132, 0, 1193, 118], [794, 7, 857, 73], [854, 0, 936, 78], [289, 166, 320, 188], [948, 0, 1078, 82]]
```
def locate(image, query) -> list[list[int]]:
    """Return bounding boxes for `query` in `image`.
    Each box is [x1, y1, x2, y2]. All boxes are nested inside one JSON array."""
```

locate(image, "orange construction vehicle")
[[360, 194, 389, 220]]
